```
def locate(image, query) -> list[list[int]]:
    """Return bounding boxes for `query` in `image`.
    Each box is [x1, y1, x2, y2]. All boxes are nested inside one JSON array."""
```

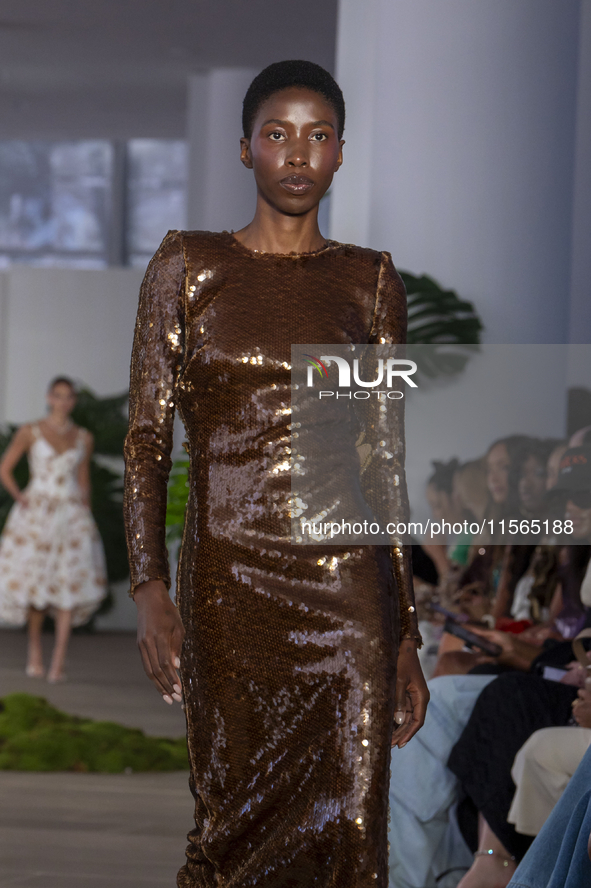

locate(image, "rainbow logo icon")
[[303, 355, 329, 378]]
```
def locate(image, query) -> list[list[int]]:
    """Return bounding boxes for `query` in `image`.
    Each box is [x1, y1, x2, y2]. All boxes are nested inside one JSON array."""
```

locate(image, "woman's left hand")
[[391, 639, 429, 749]]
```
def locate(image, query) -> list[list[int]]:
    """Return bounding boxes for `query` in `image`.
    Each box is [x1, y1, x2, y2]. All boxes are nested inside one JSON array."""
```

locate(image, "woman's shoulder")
[[161, 229, 239, 264], [329, 242, 404, 289], [73, 425, 93, 445], [10, 422, 38, 449], [329, 240, 398, 271], [330, 240, 384, 260], [19, 422, 38, 439]]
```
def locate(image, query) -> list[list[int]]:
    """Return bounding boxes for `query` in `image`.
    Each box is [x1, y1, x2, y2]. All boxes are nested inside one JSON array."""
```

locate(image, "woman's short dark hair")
[[48, 376, 76, 393], [242, 60, 345, 140]]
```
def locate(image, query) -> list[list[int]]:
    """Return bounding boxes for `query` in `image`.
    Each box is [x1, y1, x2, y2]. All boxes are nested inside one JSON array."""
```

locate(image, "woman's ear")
[[334, 139, 345, 172], [240, 137, 253, 170]]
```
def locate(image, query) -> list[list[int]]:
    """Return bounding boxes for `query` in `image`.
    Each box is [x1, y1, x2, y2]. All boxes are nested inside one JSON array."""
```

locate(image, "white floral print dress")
[[0, 425, 107, 626]]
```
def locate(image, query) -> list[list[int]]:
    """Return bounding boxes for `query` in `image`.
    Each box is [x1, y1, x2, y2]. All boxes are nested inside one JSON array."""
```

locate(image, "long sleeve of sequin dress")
[[124, 230, 185, 593], [365, 251, 420, 643], [124, 230, 420, 888]]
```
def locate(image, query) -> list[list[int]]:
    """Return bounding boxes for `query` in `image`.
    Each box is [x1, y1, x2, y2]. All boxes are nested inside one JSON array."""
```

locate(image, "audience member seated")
[[507, 742, 591, 888], [388, 547, 591, 887], [447, 664, 588, 887]]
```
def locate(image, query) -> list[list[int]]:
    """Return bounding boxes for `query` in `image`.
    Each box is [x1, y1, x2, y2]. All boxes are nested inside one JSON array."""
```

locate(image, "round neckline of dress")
[[225, 230, 339, 258]]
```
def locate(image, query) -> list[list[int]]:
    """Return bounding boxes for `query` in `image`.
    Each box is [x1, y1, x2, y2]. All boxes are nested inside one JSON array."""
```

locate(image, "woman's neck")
[[46, 415, 73, 432], [233, 200, 327, 255]]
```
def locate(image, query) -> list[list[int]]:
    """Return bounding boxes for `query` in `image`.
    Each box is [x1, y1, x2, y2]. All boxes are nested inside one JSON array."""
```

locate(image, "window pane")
[[126, 140, 188, 261], [0, 141, 112, 263]]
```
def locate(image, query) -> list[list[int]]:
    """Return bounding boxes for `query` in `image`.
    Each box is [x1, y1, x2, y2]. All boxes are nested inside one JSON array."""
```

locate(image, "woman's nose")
[[286, 142, 308, 167]]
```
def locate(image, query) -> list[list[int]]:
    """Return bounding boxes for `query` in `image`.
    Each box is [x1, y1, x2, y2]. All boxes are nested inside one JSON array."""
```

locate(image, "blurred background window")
[[0, 139, 187, 270], [126, 139, 188, 268]]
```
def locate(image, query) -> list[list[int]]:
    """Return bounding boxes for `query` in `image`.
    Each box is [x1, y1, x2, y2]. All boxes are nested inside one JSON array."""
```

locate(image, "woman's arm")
[[365, 251, 429, 747], [124, 230, 186, 704], [0, 425, 32, 504], [77, 430, 93, 507]]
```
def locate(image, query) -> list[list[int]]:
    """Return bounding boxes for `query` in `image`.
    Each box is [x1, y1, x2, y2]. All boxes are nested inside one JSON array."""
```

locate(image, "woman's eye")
[[268, 132, 284, 141], [311, 133, 328, 141]]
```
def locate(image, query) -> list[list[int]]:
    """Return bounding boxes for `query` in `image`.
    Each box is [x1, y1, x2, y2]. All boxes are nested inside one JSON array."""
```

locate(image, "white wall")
[[0, 266, 144, 425], [331, 0, 584, 345], [187, 68, 259, 232]]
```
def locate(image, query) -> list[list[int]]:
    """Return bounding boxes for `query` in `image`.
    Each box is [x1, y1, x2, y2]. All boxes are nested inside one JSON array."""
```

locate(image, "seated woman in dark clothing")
[[448, 669, 580, 887]]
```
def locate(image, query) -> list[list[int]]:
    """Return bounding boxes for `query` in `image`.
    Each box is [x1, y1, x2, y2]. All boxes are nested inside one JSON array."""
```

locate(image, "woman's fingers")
[[139, 636, 174, 699], [155, 633, 184, 700], [137, 638, 169, 698], [138, 630, 182, 702], [134, 581, 185, 704], [391, 705, 413, 747], [393, 675, 408, 727], [392, 687, 429, 748]]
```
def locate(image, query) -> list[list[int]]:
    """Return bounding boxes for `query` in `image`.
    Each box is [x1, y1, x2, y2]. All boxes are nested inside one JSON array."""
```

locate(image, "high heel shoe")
[[26, 665, 45, 678], [47, 671, 67, 684]]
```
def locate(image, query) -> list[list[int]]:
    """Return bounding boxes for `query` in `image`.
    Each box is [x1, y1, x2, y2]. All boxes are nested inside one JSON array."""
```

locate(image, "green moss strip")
[[0, 693, 189, 773]]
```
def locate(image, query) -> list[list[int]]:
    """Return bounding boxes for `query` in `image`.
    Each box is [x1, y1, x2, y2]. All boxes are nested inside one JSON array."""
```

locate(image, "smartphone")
[[542, 666, 568, 683], [444, 618, 503, 657], [431, 603, 469, 623]]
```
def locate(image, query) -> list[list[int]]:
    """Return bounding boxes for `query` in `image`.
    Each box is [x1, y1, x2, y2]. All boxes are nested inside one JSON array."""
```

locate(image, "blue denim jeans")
[[388, 673, 497, 888], [509, 744, 591, 888]]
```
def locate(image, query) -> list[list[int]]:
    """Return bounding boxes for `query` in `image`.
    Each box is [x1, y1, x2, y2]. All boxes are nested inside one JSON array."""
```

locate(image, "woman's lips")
[[280, 175, 314, 194]]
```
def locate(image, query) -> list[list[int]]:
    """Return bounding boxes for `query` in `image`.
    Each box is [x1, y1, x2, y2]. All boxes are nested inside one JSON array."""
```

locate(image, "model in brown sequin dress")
[[124, 229, 421, 888]]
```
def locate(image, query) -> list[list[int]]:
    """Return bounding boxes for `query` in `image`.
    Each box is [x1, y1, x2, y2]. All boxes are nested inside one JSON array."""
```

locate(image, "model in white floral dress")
[[0, 378, 107, 681], [0, 424, 107, 628]]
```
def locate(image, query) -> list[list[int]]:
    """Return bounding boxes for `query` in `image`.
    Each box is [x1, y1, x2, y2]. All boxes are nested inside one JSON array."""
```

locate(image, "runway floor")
[[0, 628, 192, 887]]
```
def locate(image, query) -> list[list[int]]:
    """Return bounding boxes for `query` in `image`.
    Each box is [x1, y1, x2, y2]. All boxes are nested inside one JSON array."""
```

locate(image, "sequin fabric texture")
[[124, 230, 421, 888]]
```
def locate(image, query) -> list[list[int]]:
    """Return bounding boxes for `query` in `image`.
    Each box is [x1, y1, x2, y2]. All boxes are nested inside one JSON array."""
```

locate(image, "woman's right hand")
[[134, 579, 185, 705]]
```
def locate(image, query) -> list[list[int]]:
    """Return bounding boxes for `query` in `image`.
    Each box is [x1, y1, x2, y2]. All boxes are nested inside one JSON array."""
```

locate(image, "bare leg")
[[457, 815, 517, 888], [47, 608, 72, 682], [26, 607, 46, 677]]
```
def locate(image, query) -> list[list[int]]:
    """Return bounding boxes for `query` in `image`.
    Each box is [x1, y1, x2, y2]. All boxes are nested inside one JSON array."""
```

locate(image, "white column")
[[186, 68, 259, 233], [569, 0, 591, 343], [0, 272, 8, 423], [331, 0, 582, 344]]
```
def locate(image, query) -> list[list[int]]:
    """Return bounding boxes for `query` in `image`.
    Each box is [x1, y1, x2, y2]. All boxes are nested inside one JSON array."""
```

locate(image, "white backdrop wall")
[[0, 266, 144, 425], [331, 0, 586, 345], [187, 68, 259, 233]]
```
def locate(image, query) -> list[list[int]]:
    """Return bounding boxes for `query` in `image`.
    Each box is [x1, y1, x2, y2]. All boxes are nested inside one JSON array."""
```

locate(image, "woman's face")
[[486, 442, 510, 504], [426, 483, 452, 523], [546, 444, 568, 490], [240, 87, 344, 217], [518, 454, 547, 513], [565, 500, 591, 540], [46, 382, 76, 418]]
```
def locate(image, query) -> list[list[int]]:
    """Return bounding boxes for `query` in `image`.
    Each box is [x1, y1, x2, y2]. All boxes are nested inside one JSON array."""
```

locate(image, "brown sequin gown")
[[124, 230, 421, 888]]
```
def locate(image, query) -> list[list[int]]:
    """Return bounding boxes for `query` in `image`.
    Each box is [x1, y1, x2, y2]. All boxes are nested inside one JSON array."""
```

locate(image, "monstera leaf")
[[166, 456, 190, 545], [72, 389, 129, 457], [71, 389, 129, 586], [0, 425, 28, 534], [401, 271, 483, 380]]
